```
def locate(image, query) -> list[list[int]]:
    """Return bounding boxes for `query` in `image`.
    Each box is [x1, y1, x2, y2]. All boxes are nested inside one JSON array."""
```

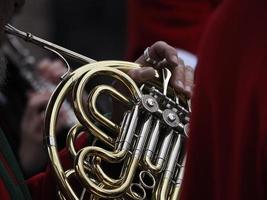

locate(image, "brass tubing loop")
[[5, 24, 190, 200]]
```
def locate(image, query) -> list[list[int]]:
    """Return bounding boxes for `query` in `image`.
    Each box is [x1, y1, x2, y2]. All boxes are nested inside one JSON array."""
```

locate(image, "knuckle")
[[154, 41, 167, 47]]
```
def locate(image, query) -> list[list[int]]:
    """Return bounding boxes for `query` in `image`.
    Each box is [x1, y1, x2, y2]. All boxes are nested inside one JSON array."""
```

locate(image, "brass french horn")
[[5, 24, 190, 200]]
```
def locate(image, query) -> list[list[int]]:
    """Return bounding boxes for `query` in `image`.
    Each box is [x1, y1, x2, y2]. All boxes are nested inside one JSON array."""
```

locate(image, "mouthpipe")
[[4, 24, 96, 64]]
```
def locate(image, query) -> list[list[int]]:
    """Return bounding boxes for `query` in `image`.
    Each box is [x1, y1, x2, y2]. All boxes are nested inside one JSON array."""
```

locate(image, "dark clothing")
[[0, 60, 31, 157]]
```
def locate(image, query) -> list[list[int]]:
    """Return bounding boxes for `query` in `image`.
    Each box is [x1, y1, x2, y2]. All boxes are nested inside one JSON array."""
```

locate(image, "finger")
[[47, 60, 66, 84], [37, 59, 66, 84], [170, 58, 186, 94], [184, 65, 194, 98], [135, 41, 179, 71], [25, 92, 52, 117], [34, 112, 45, 136], [135, 55, 147, 66], [30, 110, 45, 135], [21, 111, 44, 139], [149, 41, 179, 70], [36, 58, 52, 75], [36, 58, 54, 82], [128, 67, 156, 83]]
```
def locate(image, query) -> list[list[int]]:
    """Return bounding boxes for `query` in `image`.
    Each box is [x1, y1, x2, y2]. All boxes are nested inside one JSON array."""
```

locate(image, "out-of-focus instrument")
[[2, 34, 77, 127], [5, 24, 190, 200]]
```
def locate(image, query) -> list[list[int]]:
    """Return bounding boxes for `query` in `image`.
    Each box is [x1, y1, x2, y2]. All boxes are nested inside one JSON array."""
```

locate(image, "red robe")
[[126, 0, 218, 60], [181, 0, 267, 199]]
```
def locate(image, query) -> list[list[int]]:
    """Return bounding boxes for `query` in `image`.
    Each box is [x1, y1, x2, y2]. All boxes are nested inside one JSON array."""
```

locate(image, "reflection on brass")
[[5, 25, 190, 200]]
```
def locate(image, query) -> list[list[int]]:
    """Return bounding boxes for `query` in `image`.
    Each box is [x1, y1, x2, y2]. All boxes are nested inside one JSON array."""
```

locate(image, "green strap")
[[0, 161, 25, 199], [0, 129, 31, 200]]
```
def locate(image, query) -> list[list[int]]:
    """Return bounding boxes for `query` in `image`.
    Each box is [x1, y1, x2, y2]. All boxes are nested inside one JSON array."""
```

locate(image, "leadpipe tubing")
[[4, 24, 96, 64]]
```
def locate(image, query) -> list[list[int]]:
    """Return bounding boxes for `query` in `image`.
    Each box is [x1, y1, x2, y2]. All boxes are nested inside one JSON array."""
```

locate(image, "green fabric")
[[0, 129, 31, 200], [0, 161, 25, 199]]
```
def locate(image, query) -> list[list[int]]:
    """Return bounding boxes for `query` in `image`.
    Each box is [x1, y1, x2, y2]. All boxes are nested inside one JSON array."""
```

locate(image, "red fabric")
[[0, 179, 11, 200], [126, 0, 217, 60], [181, 0, 267, 199], [27, 132, 89, 200]]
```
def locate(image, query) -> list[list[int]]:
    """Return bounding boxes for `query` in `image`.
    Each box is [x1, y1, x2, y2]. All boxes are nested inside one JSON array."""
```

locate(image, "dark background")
[[12, 0, 127, 62]]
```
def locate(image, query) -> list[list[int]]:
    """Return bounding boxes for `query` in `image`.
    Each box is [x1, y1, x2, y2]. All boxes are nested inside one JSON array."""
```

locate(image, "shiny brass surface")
[[5, 25, 190, 200]]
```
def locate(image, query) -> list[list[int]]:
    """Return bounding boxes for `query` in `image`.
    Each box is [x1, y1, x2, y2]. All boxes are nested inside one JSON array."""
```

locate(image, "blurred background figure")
[[0, 38, 70, 177], [0, 0, 55, 178]]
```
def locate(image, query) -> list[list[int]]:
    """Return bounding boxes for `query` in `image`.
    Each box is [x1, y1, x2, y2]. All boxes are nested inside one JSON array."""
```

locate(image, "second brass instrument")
[[5, 24, 190, 200]]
